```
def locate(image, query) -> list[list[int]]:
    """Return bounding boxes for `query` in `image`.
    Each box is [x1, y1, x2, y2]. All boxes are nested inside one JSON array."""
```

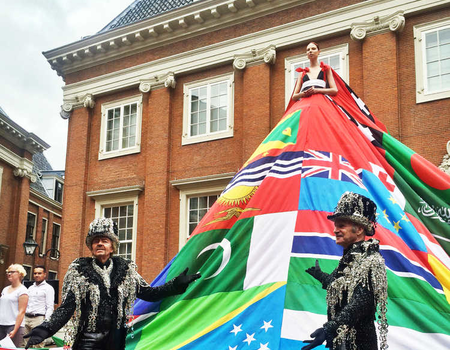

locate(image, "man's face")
[[333, 218, 364, 249], [91, 236, 114, 260], [33, 268, 46, 283]]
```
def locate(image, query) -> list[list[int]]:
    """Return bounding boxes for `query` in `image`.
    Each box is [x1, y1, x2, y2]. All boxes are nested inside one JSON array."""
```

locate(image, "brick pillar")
[[11, 176, 30, 264], [362, 32, 400, 138], [141, 87, 172, 280], [59, 107, 92, 278], [242, 63, 272, 161]]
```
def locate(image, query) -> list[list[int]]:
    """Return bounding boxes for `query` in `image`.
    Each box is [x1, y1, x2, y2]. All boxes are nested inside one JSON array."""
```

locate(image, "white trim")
[[86, 185, 144, 199], [60, 0, 448, 102], [284, 43, 349, 107], [99, 95, 143, 160], [414, 18, 450, 103], [173, 173, 234, 249], [182, 73, 234, 145], [26, 211, 37, 240], [0, 166, 3, 196], [0, 144, 34, 172], [93, 192, 139, 261], [51, 223, 61, 260], [23, 264, 33, 281], [41, 218, 48, 253], [29, 190, 63, 213]]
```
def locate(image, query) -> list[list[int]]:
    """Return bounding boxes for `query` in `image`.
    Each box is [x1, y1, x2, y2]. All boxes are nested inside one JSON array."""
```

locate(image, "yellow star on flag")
[[388, 195, 398, 205], [383, 210, 390, 224], [393, 221, 402, 232], [401, 214, 410, 223]]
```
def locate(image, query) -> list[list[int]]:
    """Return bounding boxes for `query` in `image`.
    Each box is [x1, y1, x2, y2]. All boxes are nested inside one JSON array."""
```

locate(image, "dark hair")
[[34, 265, 46, 272], [307, 41, 320, 50]]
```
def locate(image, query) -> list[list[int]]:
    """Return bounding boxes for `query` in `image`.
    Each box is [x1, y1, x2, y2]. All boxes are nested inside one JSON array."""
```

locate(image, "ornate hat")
[[86, 217, 120, 249], [327, 192, 377, 236]]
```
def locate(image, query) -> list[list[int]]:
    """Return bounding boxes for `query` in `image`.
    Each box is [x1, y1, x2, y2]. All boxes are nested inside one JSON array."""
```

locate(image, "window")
[[48, 271, 57, 280], [171, 173, 234, 249], [26, 212, 37, 241], [104, 203, 135, 260], [54, 180, 64, 203], [51, 223, 61, 259], [99, 95, 143, 160], [285, 44, 349, 107], [41, 218, 48, 252], [188, 195, 218, 236], [183, 73, 234, 145], [23, 265, 32, 281], [414, 19, 450, 103]]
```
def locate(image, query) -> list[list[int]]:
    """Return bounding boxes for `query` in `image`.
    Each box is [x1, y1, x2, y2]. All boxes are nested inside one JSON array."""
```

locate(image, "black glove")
[[301, 327, 326, 350], [305, 260, 324, 281], [173, 268, 201, 293], [24, 326, 51, 349]]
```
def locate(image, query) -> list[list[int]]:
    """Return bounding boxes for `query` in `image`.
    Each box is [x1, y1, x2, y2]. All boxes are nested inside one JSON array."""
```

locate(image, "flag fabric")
[[125, 67, 450, 350]]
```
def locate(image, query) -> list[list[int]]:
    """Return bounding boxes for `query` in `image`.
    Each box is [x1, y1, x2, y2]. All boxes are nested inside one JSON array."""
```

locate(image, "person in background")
[[25, 265, 55, 348], [0, 264, 29, 347]]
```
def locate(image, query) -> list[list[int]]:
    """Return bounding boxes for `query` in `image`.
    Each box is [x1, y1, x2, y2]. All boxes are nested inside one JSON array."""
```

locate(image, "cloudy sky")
[[0, 0, 131, 170]]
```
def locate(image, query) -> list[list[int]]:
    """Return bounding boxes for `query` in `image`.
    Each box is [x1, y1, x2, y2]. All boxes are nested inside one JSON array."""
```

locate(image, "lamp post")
[[23, 239, 61, 260]]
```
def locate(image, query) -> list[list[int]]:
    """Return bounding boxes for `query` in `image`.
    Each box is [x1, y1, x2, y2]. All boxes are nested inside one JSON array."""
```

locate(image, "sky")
[[0, 0, 132, 170]]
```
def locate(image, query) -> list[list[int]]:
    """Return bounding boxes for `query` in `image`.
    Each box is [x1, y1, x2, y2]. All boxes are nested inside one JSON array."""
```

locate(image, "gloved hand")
[[24, 326, 51, 349], [173, 268, 201, 293], [301, 327, 326, 350], [305, 259, 324, 281]]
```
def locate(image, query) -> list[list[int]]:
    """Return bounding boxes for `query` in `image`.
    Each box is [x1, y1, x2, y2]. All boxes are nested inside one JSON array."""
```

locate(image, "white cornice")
[[171, 172, 236, 189], [30, 190, 63, 213], [44, 0, 313, 77], [350, 10, 405, 40], [0, 144, 34, 172], [0, 115, 49, 153], [86, 184, 144, 199], [60, 0, 450, 102]]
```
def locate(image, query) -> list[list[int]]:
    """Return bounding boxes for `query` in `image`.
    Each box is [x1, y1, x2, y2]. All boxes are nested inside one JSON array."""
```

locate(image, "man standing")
[[24, 217, 200, 350], [302, 192, 388, 350], [24, 266, 55, 348]]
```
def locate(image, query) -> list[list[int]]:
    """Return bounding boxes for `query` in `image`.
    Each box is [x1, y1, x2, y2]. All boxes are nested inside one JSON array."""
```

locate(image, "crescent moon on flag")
[[196, 239, 231, 280]]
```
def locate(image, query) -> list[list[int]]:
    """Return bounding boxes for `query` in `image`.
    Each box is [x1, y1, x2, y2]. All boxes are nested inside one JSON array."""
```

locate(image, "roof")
[[99, 0, 196, 33], [30, 153, 53, 196], [0, 106, 9, 118]]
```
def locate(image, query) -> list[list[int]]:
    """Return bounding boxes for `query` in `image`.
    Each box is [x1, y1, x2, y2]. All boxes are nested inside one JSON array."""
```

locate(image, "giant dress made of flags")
[[125, 68, 450, 350]]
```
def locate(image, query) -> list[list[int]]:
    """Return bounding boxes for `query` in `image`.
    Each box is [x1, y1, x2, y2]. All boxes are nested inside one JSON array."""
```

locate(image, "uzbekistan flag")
[[125, 69, 450, 350]]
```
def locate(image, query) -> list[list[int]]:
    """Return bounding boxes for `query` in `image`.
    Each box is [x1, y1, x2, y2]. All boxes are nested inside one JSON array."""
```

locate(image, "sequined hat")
[[86, 217, 120, 249], [327, 192, 377, 236]]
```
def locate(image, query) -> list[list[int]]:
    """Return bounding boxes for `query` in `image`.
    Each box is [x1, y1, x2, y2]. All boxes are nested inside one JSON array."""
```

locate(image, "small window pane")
[[211, 109, 218, 121], [199, 196, 207, 208], [219, 119, 227, 131], [211, 84, 219, 96], [219, 95, 227, 106], [427, 61, 440, 77], [112, 207, 119, 217], [190, 197, 198, 209], [426, 47, 439, 62], [219, 82, 228, 95], [191, 100, 198, 112], [191, 112, 198, 124], [211, 96, 219, 108], [211, 120, 218, 132], [441, 43, 450, 59], [129, 136, 136, 146], [428, 76, 441, 91], [441, 58, 450, 74], [442, 74, 450, 89], [199, 111, 207, 123], [131, 103, 137, 114], [439, 28, 450, 45], [426, 32, 438, 48], [199, 122, 206, 134], [199, 87, 207, 99], [119, 230, 125, 241]]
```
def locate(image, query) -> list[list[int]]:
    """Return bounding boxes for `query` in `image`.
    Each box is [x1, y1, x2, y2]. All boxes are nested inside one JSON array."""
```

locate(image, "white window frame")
[[285, 43, 349, 107], [23, 264, 32, 281], [99, 95, 143, 160], [51, 223, 61, 260], [0, 166, 3, 196], [414, 19, 450, 103], [48, 270, 58, 280], [26, 212, 37, 241], [182, 73, 235, 145], [93, 193, 139, 261], [41, 218, 48, 252], [172, 173, 234, 250]]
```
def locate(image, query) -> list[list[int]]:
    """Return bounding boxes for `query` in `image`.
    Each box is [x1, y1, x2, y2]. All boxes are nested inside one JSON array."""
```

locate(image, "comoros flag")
[[126, 70, 450, 350]]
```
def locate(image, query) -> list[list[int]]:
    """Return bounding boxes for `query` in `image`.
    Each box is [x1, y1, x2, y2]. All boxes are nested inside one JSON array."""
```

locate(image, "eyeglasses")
[[6, 271, 18, 275]]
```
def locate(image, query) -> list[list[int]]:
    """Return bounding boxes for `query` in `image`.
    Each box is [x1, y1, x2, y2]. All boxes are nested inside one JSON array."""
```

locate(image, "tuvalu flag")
[[125, 67, 450, 350]]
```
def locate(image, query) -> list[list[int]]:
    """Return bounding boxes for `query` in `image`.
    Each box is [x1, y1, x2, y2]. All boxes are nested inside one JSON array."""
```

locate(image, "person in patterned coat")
[[24, 217, 200, 350], [302, 192, 388, 350]]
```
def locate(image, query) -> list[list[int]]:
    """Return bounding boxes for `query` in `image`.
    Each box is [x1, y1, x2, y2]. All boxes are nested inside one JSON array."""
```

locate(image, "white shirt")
[[0, 284, 28, 326], [26, 280, 55, 320]]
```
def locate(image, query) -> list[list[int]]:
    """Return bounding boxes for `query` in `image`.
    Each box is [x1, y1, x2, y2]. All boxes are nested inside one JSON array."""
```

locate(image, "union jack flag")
[[302, 149, 366, 189]]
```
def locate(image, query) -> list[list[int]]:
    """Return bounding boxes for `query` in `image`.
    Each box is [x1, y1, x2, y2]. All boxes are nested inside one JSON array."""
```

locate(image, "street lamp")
[[23, 239, 60, 260]]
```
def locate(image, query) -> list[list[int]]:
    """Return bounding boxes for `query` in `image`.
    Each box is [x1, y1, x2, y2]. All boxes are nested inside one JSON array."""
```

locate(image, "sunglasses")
[[6, 271, 18, 275]]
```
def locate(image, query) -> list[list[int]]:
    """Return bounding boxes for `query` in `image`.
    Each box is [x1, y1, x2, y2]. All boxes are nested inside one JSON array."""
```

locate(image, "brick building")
[[0, 106, 64, 290], [43, 0, 450, 282]]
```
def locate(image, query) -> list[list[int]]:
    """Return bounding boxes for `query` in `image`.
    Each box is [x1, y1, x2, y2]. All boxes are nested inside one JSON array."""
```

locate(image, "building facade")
[[43, 0, 450, 282], [0, 107, 64, 290]]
